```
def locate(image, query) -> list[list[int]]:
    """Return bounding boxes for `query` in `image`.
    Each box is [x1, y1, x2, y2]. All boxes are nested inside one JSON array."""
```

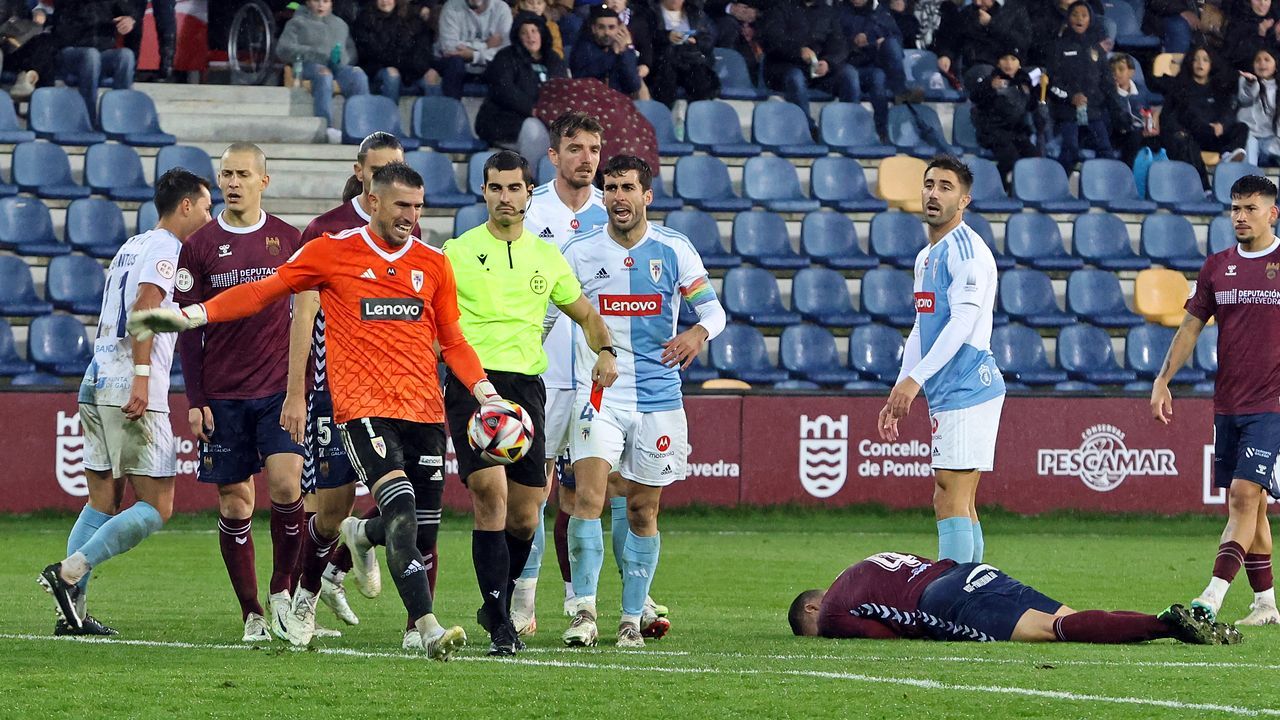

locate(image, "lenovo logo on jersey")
[[361, 298, 424, 321], [599, 294, 662, 316], [914, 292, 936, 313]]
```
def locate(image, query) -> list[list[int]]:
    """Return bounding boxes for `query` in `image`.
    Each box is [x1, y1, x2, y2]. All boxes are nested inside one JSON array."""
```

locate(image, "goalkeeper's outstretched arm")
[[128, 274, 296, 341]]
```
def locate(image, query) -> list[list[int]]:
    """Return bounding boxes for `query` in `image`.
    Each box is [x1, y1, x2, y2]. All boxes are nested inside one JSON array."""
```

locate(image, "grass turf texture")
[[2, 507, 1277, 719]]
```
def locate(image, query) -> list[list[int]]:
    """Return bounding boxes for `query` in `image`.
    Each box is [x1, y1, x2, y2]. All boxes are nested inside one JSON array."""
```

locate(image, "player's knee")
[[626, 499, 659, 530], [1228, 482, 1263, 513], [315, 505, 346, 536]]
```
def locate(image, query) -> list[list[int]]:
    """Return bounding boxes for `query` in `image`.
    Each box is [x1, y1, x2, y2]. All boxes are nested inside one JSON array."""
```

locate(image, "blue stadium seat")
[[344, 95, 421, 150], [0, 255, 53, 315], [634, 100, 694, 156], [466, 150, 495, 196], [0, 93, 35, 144], [721, 267, 801, 325], [1012, 158, 1089, 213], [752, 102, 826, 157], [1108, 1, 1161, 49], [869, 210, 927, 269], [1071, 213, 1151, 271], [46, 254, 105, 315], [792, 267, 869, 328], [0, 318, 35, 376], [411, 96, 485, 153], [844, 379, 890, 390], [404, 150, 474, 208], [1079, 159, 1156, 213], [1148, 161, 1223, 214], [963, 211, 1014, 271], [742, 156, 820, 213], [999, 268, 1076, 327], [685, 100, 762, 157], [66, 198, 128, 259], [1066, 268, 1143, 327], [0, 196, 68, 256], [98, 90, 176, 147], [28, 87, 106, 145], [781, 324, 862, 385], [1056, 323, 1138, 384], [154, 145, 222, 202], [860, 267, 916, 327], [775, 379, 821, 390], [12, 141, 91, 200], [819, 103, 895, 159], [709, 323, 788, 384], [9, 371, 64, 387], [1004, 212, 1084, 271], [989, 324, 1068, 385], [649, 173, 684, 212], [1126, 322, 1206, 382], [887, 104, 958, 157], [848, 323, 905, 384], [732, 210, 809, 269], [809, 157, 888, 213], [800, 210, 877, 271], [1208, 216, 1236, 255], [85, 143, 154, 202], [903, 49, 964, 101], [674, 156, 751, 212], [1195, 324, 1217, 375], [27, 313, 91, 376], [951, 103, 988, 157], [965, 155, 1023, 213], [137, 201, 158, 235], [682, 355, 720, 383], [452, 203, 488, 237], [1140, 214, 1205, 271], [1213, 161, 1263, 205], [536, 155, 555, 185], [713, 47, 766, 100], [662, 209, 741, 268], [1053, 380, 1103, 393]]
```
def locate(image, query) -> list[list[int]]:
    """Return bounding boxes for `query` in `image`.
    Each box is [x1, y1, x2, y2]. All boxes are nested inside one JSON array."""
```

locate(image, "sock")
[[219, 515, 264, 618], [376, 479, 433, 620], [567, 517, 604, 603], [66, 504, 112, 594], [299, 515, 338, 595], [269, 497, 306, 595], [936, 516, 974, 563], [610, 496, 628, 577], [555, 509, 572, 584], [621, 531, 661, 621], [1052, 610, 1171, 643], [971, 521, 984, 563], [505, 531, 535, 612], [1212, 541, 1246, 584], [330, 505, 380, 573], [414, 473, 444, 598], [473, 529, 511, 625], [72, 501, 162, 580], [1245, 553, 1273, 596], [519, 501, 547, 582]]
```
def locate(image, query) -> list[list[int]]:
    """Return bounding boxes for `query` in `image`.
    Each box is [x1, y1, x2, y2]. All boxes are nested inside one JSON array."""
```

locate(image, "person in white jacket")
[[435, 0, 513, 98], [1238, 47, 1280, 166]]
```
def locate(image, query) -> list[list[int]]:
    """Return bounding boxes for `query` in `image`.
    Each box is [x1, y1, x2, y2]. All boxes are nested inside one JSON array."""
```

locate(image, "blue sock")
[[78, 501, 163, 569], [518, 500, 547, 581], [567, 517, 604, 602], [936, 516, 974, 563], [621, 531, 660, 619], [609, 496, 628, 576], [67, 504, 112, 593], [971, 521, 984, 563]]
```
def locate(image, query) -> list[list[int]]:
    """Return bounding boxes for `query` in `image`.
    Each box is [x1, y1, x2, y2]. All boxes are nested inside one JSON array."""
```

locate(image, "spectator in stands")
[[1, 0, 55, 99], [972, 49, 1036, 187], [1238, 47, 1280, 165], [761, 0, 862, 134], [933, 0, 1030, 77], [1161, 45, 1250, 187], [840, 0, 919, 140], [712, 0, 772, 80], [605, 0, 656, 99], [435, 0, 513, 98], [517, 0, 564, 58], [1027, 0, 1103, 67], [277, 0, 369, 142], [1046, 0, 1118, 171], [1223, 0, 1280, 72], [570, 4, 643, 95], [476, 13, 566, 159], [547, 0, 584, 50], [889, 0, 921, 47], [649, 0, 721, 107], [1143, 0, 1199, 54], [1109, 53, 1160, 164], [353, 0, 435, 103], [46, 0, 137, 122], [125, 1, 176, 81]]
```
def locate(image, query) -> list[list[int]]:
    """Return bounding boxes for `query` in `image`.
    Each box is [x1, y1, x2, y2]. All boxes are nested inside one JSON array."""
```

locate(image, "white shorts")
[[80, 402, 177, 478], [544, 387, 576, 460], [930, 395, 1004, 472], [570, 396, 688, 487]]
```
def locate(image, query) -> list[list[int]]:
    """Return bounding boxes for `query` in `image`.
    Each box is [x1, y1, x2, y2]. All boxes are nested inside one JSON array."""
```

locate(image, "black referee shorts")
[[444, 370, 546, 488]]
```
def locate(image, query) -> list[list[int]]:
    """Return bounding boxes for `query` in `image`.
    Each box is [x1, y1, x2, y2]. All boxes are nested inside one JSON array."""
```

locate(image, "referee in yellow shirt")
[[443, 150, 617, 656]]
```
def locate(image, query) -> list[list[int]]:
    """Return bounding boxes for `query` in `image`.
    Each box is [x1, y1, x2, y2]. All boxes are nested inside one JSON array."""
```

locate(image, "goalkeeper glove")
[[127, 304, 208, 342], [472, 378, 502, 405]]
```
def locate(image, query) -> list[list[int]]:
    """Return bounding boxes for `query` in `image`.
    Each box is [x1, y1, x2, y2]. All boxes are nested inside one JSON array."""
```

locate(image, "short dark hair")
[[549, 111, 605, 151], [1231, 175, 1278, 203], [925, 154, 974, 191], [370, 161, 424, 191], [357, 131, 404, 165], [483, 149, 534, 185], [602, 154, 652, 191], [788, 590, 824, 636], [1109, 54, 1134, 70], [154, 168, 211, 217]]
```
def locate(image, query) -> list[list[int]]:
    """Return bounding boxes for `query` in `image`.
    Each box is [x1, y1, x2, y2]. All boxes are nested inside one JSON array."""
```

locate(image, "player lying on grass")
[[789, 551, 1242, 644]]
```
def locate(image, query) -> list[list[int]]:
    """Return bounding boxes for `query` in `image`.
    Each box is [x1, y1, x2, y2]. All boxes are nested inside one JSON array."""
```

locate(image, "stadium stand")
[[65, 198, 129, 259], [742, 156, 820, 213], [685, 100, 763, 157], [752, 102, 827, 158], [1066, 269, 1145, 328], [1140, 214, 1206, 272], [808, 157, 888, 213], [1072, 213, 1152, 271], [1004, 212, 1084, 271], [790, 267, 870, 328], [989, 324, 1068, 386], [732, 210, 809, 269], [847, 323, 904, 385], [27, 313, 92, 376], [721, 267, 801, 326], [780, 324, 862, 385], [45, 254, 106, 316], [28, 87, 107, 146], [710, 323, 788, 384], [1079, 159, 1157, 214], [98, 90, 177, 147], [84, 143, 155, 202], [818, 103, 895, 159], [662, 209, 741, 269], [1012, 158, 1089, 214], [12, 142, 91, 200], [342, 95, 420, 150], [999, 268, 1076, 328], [0, 197, 68, 257], [799, 210, 878, 271]]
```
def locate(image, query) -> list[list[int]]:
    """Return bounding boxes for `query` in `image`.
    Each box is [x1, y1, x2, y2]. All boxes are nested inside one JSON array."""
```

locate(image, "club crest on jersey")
[[649, 259, 663, 284], [218, 244, 232, 257], [371, 436, 387, 458], [1268, 262, 1279, 280], [265, 236, 281, 256], [412, 269, 424, 292]]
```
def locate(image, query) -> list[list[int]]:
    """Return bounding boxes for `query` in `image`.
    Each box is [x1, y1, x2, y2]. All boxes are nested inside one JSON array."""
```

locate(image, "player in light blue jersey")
[[559, 155, 726, 648], [878, 156, 1006, 565]]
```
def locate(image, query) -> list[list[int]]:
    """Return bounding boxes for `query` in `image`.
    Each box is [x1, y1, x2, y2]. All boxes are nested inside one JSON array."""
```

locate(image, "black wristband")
[[599, 345, 618, 357]]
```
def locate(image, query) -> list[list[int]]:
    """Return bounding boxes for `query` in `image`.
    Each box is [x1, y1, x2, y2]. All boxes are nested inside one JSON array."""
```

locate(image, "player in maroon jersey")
[[1152, 174, 1280, 627], [173, 142, 306, 643], [789, 551, 1238, 644]]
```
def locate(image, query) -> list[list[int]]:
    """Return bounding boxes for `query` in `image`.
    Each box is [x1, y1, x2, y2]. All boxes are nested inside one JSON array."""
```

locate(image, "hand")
[[937, 55, 951, 73], [419, 5, 431, 21], [800, 46, 817, 63], [591, 350, 618, 387], [729, 3, 757, 23], [472, 378, 501, 404], [991, 76, 1008, 90], [885, 377, 921, 422], [114, 15, 135, 35], [815, 60, 829, 77], [1150, 380, 1173, 425], [670, 30, 685, 43], [877, 403, 900, 441], [638, 63, 650, 78], [189, 406, 214, 443], [1072, 93, 1087, 107], [1211, 122, 1224, 137], [127, 304, 207, 342], [854, 32, 869, 48], [977, 8, 991, 25], [486, 32, 504, 48], [1242, 70, 1258, 84], [661, 325, 709, 369], [122, 377, 149, 421], [1260, 18, 1275, 36], [453, 44, 475, 61], [615, 25, 633, 50], [280, 393, 307, 445], [32, 9, 46, 24]]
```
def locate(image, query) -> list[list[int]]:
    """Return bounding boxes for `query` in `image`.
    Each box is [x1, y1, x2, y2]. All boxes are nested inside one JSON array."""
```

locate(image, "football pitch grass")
[[2, 507, 1278, 719]]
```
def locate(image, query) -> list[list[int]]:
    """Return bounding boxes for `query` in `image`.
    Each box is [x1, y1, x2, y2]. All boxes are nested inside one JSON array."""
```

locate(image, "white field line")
[[0, 634, 1276, 717]]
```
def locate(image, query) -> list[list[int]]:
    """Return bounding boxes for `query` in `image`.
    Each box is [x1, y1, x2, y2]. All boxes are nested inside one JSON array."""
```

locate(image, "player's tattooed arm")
[[1150, 313, 1206, 425]]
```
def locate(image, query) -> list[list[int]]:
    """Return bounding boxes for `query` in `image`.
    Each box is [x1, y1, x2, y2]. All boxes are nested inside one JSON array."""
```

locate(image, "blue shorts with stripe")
[[302, 390, 356, 493], [197, 392, 304, 484], [918, 563, 1063, 641], [1213, 413, 1280, 500]]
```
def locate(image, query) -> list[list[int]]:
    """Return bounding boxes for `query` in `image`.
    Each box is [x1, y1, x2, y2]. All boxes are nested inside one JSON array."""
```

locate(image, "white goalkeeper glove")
[[127, 304, 208, 342], [472, 378, 502, 405]]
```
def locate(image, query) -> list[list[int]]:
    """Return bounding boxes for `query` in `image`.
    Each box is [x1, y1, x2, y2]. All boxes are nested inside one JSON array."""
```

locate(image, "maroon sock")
[[330, 506, 380, 574], [269, 497, 306, 595], [554, 509, 572, 584], [1213, 540, 1246, 583], [300, 515, 339, 595], [1052, 610, 1171, 643], [1245, 553, 1274, 592], [426, 543, 439, 597], [218, 515, 263, 618]]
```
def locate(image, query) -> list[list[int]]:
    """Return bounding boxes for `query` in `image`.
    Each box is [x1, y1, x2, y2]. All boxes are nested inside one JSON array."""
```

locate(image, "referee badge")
[[412, 269, 424, 292], [530, 274, 548, 294]]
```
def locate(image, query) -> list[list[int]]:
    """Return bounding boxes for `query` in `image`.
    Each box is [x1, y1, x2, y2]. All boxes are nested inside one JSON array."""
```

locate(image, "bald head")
[[222, 142, 267, 174], [218, 142, 270, 221]]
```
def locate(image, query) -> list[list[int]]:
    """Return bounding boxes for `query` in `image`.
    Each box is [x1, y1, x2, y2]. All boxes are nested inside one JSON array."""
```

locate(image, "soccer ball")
[[467, 399, 535, 465]]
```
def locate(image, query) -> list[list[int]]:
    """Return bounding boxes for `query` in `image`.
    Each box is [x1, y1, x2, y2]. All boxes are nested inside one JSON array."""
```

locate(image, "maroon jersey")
[[818, 552, 955, 639], [1185, 241, 1280, 415], [174, 211, 302, 405]]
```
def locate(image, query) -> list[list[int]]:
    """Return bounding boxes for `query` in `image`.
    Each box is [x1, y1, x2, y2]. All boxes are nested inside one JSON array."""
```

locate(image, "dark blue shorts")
[[302, 390, 355, 493], [918, 563, 1063, 641], [555, 451, 575, 491], [1213, 413, 1280, 499], [197, 392, 305, 484]]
